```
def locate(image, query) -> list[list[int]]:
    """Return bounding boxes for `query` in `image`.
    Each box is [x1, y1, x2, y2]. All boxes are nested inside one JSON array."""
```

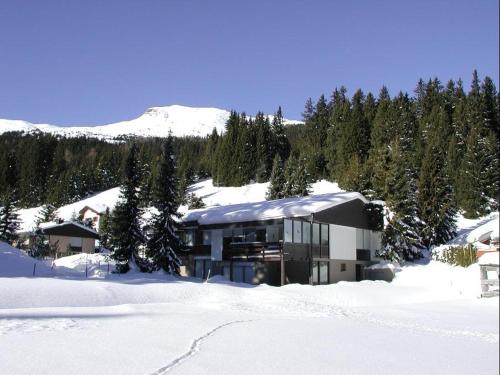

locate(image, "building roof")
[[182, 192, 369, 226], [41, 221, 100, 239], [78, 205, 107, 215]]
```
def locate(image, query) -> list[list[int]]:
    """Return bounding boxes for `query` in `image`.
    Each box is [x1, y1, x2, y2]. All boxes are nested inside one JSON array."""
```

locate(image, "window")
[[312, 223, 320, 245], [222, 266, 231, 280], [293, 220, 302, 243], [243, 228, 257, 242], [266, 225, 281, 242], [194, 259, 212, 279], [202, 231, 211, 245], [195, 260, 204, 278], [302, 222, 311, 245], [232, 228, 243, 243], [203, 260, 212, 278], [255, 228, 266, 242], [232, 266, 244, 282], [284, 219, 293, 243], [69, 237, 82, 247], [340, 263, 346, 272], [243, 266, 254, 284], [319, 262, 329, 284], [321, 224, 329, 258], [181, 230, 195, 246], [312, 261, 319, 285], [356, 228, 372, 250]]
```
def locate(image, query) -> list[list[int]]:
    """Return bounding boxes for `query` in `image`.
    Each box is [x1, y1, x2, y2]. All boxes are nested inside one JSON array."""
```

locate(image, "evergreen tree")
[[186, 193, 206, 209], [378, 141, 423, 261], [255, 112, 273, 182], [418, 108, 457, 248], [456, 125, 490, 217], [36, 204, 57, 226], [0, 152, 20, 245], [146, 136, 182, 274], [266, 155, 286, 200], [326, 86, 350, 180], [282, 155, 311, 197], [98, 208, 111, 249], [270, 106, 290, 161], [109, 144, 145, 273]]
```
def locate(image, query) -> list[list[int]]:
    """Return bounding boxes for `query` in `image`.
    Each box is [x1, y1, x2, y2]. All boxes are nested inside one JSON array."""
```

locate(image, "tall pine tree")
[[110, 144, 145, 273], [0, 151, 20, 245], [146, 135, 182, 274]]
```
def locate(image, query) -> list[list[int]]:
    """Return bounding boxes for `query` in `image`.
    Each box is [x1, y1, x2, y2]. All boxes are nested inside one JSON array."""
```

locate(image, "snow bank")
[[0, 241, 53, 277], [478, 252, 499, 266], [53, 253, 115, 278]]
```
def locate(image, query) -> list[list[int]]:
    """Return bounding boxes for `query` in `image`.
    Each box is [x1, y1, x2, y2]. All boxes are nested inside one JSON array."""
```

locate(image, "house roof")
[[41, 221, 100, 239], [78, 205, 107, 215], [181, 192, 369, 226]]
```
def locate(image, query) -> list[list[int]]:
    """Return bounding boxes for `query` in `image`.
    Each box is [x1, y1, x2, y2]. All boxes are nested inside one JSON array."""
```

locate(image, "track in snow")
[[149, 320, 252, 375]]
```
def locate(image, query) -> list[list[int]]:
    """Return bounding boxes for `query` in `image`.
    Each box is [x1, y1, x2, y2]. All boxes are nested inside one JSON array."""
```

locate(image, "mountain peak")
[[0, 105, 302, 139]]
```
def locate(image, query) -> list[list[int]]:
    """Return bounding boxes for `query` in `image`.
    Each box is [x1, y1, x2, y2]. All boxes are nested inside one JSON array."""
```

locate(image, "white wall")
[[211, 229, 223, 261], [329, 224, 356, 261]]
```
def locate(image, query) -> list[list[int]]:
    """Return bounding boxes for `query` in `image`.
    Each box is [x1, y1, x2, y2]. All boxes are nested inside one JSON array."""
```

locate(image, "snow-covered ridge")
[[0, 104, 303, 139]]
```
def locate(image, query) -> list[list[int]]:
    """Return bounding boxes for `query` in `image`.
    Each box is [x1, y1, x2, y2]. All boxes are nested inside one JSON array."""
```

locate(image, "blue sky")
[[0, 0, 498, 125]]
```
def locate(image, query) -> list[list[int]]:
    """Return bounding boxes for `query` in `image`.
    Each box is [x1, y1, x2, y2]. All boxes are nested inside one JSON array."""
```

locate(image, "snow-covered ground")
[[0, 240, 498, 375], [0, 104, 302, 139], [7, 182, 500, 374]]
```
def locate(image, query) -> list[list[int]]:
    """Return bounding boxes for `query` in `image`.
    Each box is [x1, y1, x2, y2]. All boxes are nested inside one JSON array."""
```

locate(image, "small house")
[[78, 205, 107, 231], [41, 221, 100, 257], [179, 192, 383, 286]]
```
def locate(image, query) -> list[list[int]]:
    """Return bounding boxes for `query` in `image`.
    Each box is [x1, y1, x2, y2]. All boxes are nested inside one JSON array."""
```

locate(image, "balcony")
[[223, 241, 283, 261]]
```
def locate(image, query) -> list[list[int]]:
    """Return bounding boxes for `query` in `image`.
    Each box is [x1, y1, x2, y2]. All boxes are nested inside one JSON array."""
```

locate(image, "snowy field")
[[0, 241, 498, 375], [6, 183, 500, 374]]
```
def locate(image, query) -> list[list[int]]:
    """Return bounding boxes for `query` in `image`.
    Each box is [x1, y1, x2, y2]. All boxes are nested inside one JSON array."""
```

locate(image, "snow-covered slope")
[[16, 179, 343, 231], [0, 241, 53, 277], [0, 105, 302, 139]]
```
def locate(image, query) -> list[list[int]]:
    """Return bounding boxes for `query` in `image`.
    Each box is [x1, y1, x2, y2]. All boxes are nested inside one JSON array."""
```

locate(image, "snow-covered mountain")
[[0, 105, 302, 139]]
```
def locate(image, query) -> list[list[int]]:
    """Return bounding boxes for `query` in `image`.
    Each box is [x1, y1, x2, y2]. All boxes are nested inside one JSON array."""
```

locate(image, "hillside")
[[0, 105, 302, 139], [17, 178, 343, 232]]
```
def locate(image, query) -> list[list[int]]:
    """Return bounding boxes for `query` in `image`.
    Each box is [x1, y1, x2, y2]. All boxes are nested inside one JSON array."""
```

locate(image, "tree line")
[[1, 70, 498, 263]]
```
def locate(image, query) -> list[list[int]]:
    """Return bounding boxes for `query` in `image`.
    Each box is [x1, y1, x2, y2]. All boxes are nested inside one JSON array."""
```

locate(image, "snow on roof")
[[182, 192, 368, 225], [478, 251, 499, 266], [41, 221, 99, 237], [466, 216, 499, 244]]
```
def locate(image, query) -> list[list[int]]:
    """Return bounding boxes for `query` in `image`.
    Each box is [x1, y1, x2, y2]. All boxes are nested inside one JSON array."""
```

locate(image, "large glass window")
[[284, 219, 293, 243], [232, 266, 244, 282], [181, 230, 195, 246], [195, 260, 204, 278], [266, 225, 281, 242], [204, 260, 212, 278], [223, 228, 233, 240], [312, 261, 319, 285], [202, 231, 211, 245], [321, 224, 329, 246], [243, 228, 256, 242], [232, 228, 243, 243], [293, 220, 302, 243], [302, 222, 311, 245], [321, 224, 329, 258], [312, 223, 320, 245], [256, 228, 266, 242], [319, 262, 329, 284], [243, 266, 254, 284]]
